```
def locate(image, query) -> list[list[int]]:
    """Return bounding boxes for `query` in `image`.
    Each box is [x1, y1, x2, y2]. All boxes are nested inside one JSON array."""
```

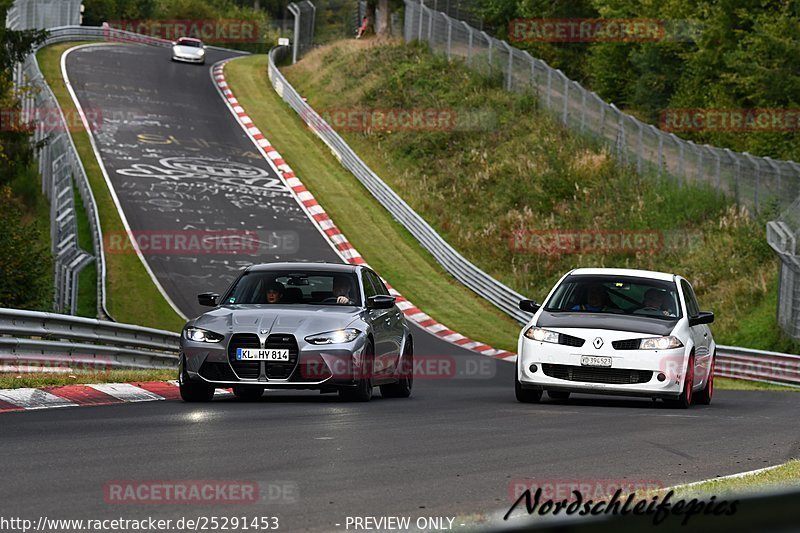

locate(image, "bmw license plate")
[[581, 356, 612, 367], [236, 348, 289, 361]]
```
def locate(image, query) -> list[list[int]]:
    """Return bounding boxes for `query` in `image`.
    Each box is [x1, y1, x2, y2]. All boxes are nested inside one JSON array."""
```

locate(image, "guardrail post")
[[744, 153, 760, 212], [427, 4, 433, 40], [418, 0, 424, 41], [288, 2, 301, 64], [446, 15, 452, 59], [545, 67, 552, 108], [502, 41, 513, 91], [522, 51, 535, 94], [480, 31, 492, 69], [463, 21, 472, 66], [636, 122, 644, 174], [712, 147, 721, 196], [580, 86, 587, 132]]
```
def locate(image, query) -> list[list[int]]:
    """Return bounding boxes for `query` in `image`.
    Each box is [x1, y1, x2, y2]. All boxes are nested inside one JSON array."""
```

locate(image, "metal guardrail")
[[267, 45, 530, 324], [716, 344, 800, 388], [0, 308, 180, 371], [1, 305, 798, 381]]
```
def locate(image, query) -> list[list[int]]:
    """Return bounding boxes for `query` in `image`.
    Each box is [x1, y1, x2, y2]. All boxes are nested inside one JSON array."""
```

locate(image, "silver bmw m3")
[[178, 262, 413, 402]]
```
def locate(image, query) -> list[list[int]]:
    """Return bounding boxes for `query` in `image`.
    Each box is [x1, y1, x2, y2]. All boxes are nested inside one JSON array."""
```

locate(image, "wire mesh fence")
[[404, 0, 800, 214], [423, 0, 484, 30]]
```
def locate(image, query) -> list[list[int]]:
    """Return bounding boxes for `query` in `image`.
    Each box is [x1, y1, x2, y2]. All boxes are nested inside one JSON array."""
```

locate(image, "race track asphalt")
[[1, 44, 798, 532]]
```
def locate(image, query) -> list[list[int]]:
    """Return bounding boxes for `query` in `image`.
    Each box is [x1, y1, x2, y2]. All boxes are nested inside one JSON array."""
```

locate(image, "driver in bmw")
[[332, 276, 355, 304], [265, 281, 285, 304]]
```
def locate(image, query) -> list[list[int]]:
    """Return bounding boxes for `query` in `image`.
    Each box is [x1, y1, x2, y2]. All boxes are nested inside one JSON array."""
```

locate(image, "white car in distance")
[[171, 37, 206, 64], [516, 268, 715, 408]]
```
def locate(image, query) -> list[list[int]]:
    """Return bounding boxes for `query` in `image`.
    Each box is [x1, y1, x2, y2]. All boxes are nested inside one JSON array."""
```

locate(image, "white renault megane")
[[516, 268, 715, 408]]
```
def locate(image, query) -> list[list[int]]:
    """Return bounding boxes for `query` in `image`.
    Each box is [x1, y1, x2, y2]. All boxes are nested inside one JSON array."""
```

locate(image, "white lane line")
[[87, 383, 164, 402], [668, 463, 787, 491], [0, 388, 77, 410]]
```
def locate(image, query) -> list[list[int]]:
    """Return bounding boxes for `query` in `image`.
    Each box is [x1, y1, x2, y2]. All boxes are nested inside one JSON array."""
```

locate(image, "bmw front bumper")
[[181, 333, 370, 389]]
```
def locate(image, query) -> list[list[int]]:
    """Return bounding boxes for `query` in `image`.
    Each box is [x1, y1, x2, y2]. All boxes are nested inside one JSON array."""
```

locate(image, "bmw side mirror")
[[368, 295, 395, 309], [519, 299, 540, 313], [198, 292, 219, 307], [689, 311, 714, 326]]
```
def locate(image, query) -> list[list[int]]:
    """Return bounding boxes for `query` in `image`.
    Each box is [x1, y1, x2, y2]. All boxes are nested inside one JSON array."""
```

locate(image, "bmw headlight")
[[305, 328, 361, 345], [639, 336, 683, 350], [184, 327, 224, 343], [524, 326, 559, 344]]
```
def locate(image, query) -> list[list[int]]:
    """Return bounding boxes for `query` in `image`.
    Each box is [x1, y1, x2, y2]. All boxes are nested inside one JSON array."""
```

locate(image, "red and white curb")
[[212, 61, 516, 362], [0, 382, 231, 413]]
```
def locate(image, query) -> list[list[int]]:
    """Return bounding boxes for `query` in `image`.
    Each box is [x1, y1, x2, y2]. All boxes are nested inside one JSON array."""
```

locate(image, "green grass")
[[0, 370, 176, 390], [277, 40, 799, 354], [225, 55, 521, 352], [716, 377, 800, 392], [37, 43, 184, 331]]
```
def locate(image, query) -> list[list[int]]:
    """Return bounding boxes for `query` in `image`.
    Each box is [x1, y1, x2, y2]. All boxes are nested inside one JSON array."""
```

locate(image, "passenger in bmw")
[[265, 281, 285, 304]]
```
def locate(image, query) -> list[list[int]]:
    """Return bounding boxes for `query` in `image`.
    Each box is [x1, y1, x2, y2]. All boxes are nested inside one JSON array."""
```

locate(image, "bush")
[[0, 187, 52, 310]]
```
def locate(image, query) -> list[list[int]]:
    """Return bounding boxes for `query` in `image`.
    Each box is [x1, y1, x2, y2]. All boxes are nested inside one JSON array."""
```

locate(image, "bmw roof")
[[245, 262, 360, 273]]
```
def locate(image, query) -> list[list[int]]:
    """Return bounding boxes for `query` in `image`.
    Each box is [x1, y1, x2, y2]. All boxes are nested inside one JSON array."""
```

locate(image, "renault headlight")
[[524, 326, 559, 344], [305, 328, 361, 345], [639, 336, 683, 350], [184, 327, 224, 343]]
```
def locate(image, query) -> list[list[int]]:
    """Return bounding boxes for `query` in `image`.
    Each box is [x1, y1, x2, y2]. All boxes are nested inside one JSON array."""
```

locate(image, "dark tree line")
[[474, 0, 800, 161], [0, 0, 51, 309]]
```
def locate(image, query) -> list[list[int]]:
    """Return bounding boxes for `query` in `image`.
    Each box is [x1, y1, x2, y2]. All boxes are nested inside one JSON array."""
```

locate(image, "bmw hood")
[[189, 305, 363, 338]]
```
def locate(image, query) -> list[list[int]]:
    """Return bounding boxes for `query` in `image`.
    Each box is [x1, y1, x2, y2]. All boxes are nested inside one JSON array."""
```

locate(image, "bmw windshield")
[[222, 271, 362, 306]]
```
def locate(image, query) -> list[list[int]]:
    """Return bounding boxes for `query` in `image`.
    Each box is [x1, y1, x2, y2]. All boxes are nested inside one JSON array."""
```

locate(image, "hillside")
[[282, 39, 796, 352]]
